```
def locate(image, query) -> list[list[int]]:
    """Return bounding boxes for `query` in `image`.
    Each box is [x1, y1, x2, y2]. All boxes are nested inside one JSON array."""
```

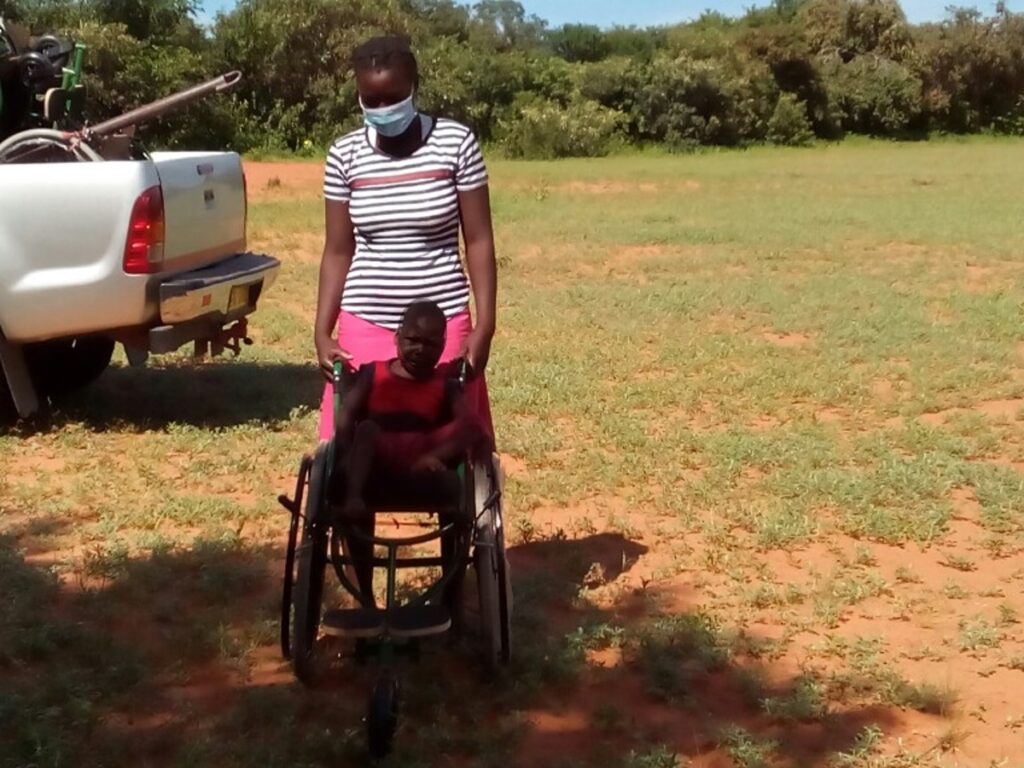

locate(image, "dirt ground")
[[242, 159, 1024, 765], [4, 151, 1024, 768]]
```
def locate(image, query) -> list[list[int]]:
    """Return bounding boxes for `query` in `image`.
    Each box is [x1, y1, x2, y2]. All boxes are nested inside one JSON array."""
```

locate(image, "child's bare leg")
[[343, 421, 378, 518], [422, 416, 486, 466], [343, 421, 378, 606]]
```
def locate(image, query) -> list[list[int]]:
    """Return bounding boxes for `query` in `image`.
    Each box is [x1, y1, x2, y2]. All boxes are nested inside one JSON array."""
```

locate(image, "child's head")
[[396, 301, 446, 378]]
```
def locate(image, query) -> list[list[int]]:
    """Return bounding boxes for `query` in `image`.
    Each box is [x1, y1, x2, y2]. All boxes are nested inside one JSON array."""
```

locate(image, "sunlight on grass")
[[3, 139, 1024, 767]]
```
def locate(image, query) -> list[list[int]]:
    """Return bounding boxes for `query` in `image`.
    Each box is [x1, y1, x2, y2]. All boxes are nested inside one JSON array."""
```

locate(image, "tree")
[[470, 0, 545, 50], [92, 0, 198, 42], [547, 23, 610, 62], [799, 0, 913, 61]]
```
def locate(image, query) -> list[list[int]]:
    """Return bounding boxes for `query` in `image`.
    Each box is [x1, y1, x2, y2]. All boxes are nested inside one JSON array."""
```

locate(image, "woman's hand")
[[315, 332, 352, 380], [461, 325, 493, 377]]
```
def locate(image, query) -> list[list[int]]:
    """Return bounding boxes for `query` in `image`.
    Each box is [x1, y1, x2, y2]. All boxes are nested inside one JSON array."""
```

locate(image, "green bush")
[[498, 95, 624, 159], [11, 0, 1024, 153], [633, 53, 778, 147], [825, 54, 922, 134], [767, 92, 815, 144]]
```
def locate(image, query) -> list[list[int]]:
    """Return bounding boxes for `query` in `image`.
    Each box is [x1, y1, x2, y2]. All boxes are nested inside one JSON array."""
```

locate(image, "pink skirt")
[[318, 311, 494, 442]]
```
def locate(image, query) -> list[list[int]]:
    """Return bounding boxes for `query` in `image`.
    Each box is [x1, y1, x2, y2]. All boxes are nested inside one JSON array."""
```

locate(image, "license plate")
[[228, 284, 249, 312]]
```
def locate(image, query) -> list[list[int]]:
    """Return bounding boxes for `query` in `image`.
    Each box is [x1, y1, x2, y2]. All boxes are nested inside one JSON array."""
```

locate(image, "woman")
[[314, 35, 496, 443]]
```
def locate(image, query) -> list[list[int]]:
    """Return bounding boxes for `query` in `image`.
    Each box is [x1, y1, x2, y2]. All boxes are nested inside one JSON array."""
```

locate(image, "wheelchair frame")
[[278, 361, 511, 757]]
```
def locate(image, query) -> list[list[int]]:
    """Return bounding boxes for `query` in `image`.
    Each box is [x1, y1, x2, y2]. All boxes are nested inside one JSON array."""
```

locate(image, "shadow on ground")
[[1, 519, 909, 768], [2, 360, 320, 434]]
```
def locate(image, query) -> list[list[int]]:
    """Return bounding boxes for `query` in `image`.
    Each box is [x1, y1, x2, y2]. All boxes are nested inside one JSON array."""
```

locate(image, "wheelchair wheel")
[[473, 455, 512, 672], [292, 444, 331, 686], [280, 455, 312, 659], [367, 673, 401, 758]]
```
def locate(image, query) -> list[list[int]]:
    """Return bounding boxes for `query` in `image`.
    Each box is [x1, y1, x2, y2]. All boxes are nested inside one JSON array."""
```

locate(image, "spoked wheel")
[[280, 455, 312, 659], [292, 444, 331, 686], [367, 673, 401, 759], [473, 455, 512, 672]]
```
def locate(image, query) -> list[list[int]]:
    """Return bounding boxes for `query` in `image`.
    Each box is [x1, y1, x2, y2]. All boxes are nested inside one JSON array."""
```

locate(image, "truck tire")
[[0, 370, 14, 422], [24, 336, 115, 397]]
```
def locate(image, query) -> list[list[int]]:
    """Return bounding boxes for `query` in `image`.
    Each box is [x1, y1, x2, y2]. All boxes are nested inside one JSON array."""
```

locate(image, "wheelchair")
[[279, 361, 512, 757]]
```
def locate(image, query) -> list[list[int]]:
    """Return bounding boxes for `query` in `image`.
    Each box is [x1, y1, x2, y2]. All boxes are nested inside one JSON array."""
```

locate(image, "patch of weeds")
[[959, 618, 1001, 652], [936, 723, 970, 752], [832, 725, 883, 766], [567, 621, 626, 654], [942, 580, 970, 599], [752, 502, 815, 549], [894, 566, 921, 584], [510, 605, 592, 691], [633, 613, 730, 705], [1006, 655, 1024, 671], [852, 545, 877, 567], [745, 583, 786, 609], [832, 646, 957, 715], [887, 679, 959, 716], [941, 553, 976, 572], [514, 516, 537, 544], [761, 673, 829, 721], [979, 534, 1016, 559], [997, 602, 1019, 626], [571, 516, 598, 537], [969, 464, 1024, 534], [813, 569, 889, 627], [625, 746, 683, 768], [79, 539, 131, 585], [718, 726, 777, 768], [732, 631, 785, 660]]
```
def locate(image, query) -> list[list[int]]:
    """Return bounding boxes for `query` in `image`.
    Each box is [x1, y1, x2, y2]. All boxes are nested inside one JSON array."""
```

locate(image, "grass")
[[4, 139, 1024, 766]]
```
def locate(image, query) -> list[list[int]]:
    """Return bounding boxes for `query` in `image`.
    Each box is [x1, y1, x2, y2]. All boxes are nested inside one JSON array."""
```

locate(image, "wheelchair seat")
[[327, 465, 468, 520]]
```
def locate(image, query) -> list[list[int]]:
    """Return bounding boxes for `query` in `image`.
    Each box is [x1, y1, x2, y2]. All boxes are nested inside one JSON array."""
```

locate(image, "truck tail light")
[[123, 185, 165, 274]]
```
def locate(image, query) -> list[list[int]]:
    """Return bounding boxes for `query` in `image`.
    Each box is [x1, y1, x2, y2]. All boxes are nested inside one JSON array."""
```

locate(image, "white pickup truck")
[[0, 151, 280, 418]]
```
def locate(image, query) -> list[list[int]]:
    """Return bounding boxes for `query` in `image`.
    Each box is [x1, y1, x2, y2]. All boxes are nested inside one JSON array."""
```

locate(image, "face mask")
[[360, 92, 417, 138]]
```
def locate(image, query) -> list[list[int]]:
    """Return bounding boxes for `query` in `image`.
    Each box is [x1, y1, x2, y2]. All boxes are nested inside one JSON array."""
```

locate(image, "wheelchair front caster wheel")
[[367, 674, 400, 758]]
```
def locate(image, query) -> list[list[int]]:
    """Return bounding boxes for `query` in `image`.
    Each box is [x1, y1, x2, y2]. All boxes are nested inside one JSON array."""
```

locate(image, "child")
[[337, 298, 485, 494], [334, 300, 485, 603]]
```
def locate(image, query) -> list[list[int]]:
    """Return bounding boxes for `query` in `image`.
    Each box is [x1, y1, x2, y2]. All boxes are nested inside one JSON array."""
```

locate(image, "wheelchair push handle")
[[332, 360, 346, 426]]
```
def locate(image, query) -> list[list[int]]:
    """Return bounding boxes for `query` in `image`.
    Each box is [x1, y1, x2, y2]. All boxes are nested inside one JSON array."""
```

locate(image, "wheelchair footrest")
[[322, 608, 386, 638], [322, 604, 452, 639], [388, 604, 451, 638]]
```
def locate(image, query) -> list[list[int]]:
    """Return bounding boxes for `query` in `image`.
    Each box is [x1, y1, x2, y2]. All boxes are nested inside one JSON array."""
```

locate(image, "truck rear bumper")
[[149, 252, 280, 354]]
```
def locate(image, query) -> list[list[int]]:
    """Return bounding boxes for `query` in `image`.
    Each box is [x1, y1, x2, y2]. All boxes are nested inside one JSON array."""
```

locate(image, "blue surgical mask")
[[360, 92, 417, 138]]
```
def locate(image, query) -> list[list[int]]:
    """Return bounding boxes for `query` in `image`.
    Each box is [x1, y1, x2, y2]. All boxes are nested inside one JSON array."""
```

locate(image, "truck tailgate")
[[150, 151, 247, 274]]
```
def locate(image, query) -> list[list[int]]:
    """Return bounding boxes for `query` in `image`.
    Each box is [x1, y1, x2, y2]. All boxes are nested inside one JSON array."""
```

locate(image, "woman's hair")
[[351, 35, 419, 87]]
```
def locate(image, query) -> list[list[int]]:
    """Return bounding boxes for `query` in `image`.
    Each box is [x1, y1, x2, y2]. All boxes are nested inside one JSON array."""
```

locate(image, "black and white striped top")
[[323, 116, 489, 329]]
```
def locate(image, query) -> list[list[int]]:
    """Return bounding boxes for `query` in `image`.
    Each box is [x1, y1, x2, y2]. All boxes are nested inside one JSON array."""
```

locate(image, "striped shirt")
[[323, 116, 489, 329]]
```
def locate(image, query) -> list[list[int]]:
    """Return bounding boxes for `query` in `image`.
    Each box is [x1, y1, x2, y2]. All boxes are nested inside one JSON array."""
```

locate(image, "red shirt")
[[365, 360, 451, 430]]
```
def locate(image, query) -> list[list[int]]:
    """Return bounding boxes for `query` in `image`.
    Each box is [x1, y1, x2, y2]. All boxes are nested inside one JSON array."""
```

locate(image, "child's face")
[[396, 316, 445, 378]]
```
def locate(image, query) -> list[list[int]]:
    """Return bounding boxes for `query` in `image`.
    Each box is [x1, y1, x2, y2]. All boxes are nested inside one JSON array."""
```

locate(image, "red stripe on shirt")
[[350, 170, 454, 189]]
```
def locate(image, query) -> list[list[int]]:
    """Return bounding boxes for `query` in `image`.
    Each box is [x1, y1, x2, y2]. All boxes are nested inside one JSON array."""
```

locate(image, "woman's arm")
[[314, 199, 356, 378], [458, 185, 497, 374]]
